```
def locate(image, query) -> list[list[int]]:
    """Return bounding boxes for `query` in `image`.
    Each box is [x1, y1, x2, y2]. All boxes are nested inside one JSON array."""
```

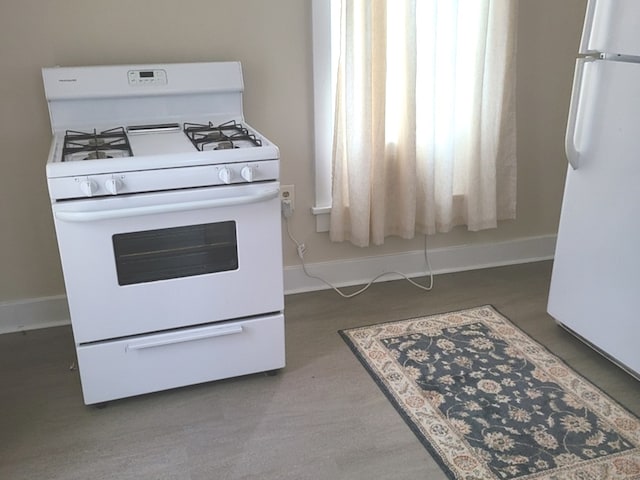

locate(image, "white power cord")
[[283, 215, 434, 298]]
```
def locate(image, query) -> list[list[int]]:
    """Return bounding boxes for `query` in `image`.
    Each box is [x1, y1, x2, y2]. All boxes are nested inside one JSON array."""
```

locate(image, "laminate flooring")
[[1, 261, 638, 479]]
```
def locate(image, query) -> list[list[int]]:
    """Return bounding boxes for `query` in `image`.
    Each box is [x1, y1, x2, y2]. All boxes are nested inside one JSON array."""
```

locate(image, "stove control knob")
[[240, 166, 255, 182], [218, 167, 232, 184], [79, 179, 97, 197], [105, 178, 122, 195]]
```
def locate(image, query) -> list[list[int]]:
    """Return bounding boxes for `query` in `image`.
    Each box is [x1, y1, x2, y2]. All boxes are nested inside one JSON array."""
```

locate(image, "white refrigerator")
[[548, 0, 640, 378]]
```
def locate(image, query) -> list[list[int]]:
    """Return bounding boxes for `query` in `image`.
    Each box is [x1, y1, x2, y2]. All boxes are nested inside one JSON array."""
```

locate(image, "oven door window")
[[112, 221, 238, 286]]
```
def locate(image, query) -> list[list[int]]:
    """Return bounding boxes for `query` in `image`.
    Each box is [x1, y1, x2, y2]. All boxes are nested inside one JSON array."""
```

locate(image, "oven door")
[[52, 182, 283, 344]]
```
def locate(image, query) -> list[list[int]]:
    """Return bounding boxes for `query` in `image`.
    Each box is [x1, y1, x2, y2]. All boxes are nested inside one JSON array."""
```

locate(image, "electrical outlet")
[[280, 185, 295, 213]]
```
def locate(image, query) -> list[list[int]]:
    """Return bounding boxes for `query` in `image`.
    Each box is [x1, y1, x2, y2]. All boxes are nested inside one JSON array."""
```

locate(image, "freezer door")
[[580, 0, 640, 56], [548, 58, 640, 377]]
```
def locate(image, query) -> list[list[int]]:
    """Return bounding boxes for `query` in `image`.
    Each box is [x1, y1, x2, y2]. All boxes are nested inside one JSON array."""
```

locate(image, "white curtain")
[[330, 0, 518, 247]]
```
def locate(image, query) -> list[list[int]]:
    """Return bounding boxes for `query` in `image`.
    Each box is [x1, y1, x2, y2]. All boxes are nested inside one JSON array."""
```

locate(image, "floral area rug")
[[339, 305, 640, 480]]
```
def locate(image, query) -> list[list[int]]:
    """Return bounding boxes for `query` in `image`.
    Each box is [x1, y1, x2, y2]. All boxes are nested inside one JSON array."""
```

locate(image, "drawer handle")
[[125, 325, 244, 351]]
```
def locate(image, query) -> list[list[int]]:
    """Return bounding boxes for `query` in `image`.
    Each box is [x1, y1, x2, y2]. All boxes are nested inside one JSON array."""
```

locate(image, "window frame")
[[311, 0, 338, 232]]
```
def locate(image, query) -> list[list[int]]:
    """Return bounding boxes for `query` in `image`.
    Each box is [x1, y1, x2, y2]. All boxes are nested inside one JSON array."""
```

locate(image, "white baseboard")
[[284, 234, 556, 294], [0, 234, 556, 334], [0, 295, 70, 334]]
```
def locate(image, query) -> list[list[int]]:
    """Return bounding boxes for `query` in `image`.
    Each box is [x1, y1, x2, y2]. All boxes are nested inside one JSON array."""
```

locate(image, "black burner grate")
[[62, 127, 132, 162], [183, 120, 262, 151]]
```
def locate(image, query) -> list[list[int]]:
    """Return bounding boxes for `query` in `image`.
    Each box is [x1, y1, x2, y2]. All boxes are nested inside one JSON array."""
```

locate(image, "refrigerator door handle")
[[578, 0, 598, 54], [565, 57, 594, 170]]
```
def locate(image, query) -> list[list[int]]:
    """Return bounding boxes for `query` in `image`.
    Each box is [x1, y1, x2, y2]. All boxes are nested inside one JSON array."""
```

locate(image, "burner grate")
[[184, 120, 262, 151], [62, 127, 132, 162]]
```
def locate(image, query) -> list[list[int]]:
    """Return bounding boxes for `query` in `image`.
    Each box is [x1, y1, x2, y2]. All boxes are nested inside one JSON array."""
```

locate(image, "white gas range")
[[43, 62, 285, 405]]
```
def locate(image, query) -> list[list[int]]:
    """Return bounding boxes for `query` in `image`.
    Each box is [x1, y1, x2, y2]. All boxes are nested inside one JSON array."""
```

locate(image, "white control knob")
[[104, 178, 122, 195], [218, 167, 232, 184], [79, 179, 97, 197], [240, 166, 255, 182]]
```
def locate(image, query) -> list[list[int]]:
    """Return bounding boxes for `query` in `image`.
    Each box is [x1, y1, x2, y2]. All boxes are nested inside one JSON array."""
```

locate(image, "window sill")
[[311, 205, 331, 233]]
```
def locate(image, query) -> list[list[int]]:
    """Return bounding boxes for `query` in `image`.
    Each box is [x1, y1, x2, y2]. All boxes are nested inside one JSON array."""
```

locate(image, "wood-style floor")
[[1, 261, 638, 480]]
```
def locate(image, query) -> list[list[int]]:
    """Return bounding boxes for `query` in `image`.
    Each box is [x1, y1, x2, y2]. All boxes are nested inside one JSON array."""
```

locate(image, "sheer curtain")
[[330, 0, 518, 247]]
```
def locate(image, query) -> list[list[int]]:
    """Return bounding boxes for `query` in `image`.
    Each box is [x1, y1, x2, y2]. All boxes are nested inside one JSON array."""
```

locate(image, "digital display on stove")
[[139, 71, 154, 78]]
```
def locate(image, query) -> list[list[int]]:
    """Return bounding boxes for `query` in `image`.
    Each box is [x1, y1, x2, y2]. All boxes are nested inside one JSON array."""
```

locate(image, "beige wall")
[[0, 0, 586, 303]]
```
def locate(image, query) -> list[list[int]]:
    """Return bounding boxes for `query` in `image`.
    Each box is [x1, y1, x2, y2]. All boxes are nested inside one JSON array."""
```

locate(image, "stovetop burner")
[[63, 127, 133, 162], [184, 120, 263, 151], [85, 151, 112, 160]]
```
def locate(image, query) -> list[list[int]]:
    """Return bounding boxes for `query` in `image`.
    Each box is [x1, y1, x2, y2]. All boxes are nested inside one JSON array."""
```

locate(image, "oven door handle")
[[54, 187, 279, 222], [125, 325, 244, 352]]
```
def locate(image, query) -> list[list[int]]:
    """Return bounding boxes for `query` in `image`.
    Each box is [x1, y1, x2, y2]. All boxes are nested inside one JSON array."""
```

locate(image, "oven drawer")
[[76, 314, 285, 405]]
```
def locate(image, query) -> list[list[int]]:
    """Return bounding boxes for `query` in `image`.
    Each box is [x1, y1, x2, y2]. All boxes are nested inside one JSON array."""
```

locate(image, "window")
[[312, 0, 517, 246], [113, 221, 238, 285]]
